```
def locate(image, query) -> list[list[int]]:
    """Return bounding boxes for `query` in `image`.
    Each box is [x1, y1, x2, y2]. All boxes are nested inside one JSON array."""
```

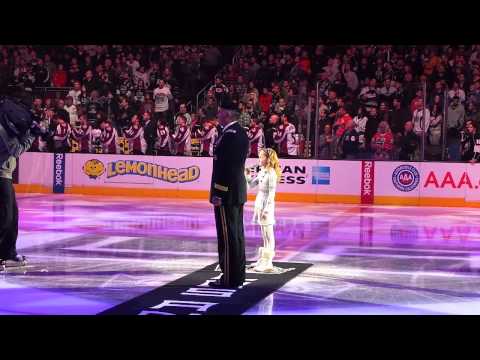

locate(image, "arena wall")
[[14, 152, 480, 207]]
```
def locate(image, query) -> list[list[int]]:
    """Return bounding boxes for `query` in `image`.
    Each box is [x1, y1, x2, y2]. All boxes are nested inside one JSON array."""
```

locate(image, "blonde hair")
[[260, 148, 282, 182]]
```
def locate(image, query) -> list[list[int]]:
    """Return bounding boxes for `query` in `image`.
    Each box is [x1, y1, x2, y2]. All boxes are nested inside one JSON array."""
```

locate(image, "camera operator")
[[0, 93, 39, 267]]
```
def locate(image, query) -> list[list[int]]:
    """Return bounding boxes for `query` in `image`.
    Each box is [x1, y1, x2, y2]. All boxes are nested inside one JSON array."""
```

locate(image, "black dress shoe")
[[0, 255, 27, 268]]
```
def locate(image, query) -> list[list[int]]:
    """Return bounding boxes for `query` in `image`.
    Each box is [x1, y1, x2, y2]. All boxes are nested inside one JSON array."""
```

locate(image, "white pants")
[[260, 225, 275, 251]]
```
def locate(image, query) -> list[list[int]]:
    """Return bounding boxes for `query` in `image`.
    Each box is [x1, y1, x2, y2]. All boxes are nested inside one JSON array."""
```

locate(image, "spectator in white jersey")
[[153, 79, 173, 128], [68, 81, 82, 106]]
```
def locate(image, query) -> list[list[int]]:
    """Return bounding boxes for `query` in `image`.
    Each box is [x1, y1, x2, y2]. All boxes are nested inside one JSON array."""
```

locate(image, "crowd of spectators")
[[3, 44, 480, 162], [200, 44, 480, 162]]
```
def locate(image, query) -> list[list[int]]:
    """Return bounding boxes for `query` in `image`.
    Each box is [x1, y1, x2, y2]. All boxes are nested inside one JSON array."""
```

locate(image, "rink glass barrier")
[[14, 152, 480, 208]]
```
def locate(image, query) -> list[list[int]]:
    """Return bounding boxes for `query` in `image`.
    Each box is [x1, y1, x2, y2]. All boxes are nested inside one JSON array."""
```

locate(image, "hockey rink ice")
[[2, 193, 480, 315]]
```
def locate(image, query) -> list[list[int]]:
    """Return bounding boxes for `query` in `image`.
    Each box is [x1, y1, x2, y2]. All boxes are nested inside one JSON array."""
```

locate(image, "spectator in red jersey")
[[258, 87, 273, 113], [333, 107, 352, 138], [371, 121, 394, 160], [52, 63, 68, 87]]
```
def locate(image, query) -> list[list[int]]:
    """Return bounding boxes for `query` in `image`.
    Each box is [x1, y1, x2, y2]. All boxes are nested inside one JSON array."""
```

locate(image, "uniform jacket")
[[210, 121, 249, 205]]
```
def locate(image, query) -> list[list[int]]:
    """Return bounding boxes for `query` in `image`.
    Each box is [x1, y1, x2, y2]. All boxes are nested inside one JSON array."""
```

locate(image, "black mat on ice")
[[99, 262, 312, 315]]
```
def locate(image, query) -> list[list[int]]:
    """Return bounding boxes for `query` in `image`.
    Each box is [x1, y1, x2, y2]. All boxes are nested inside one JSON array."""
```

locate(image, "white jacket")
[[273, 123, 297, 156], [412, 108, 431, 135], [246, 167, 278, 225]]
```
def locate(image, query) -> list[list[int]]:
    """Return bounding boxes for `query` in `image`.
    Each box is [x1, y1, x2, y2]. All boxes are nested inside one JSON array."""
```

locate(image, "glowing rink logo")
[[392, 165, 420, 192]]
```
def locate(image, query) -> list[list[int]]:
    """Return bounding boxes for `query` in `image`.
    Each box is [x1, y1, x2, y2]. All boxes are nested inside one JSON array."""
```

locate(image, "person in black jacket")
[[464, 121, 480, 163], [209, 100, 249, 288], [264, 113, 280, 153], [390, 97, 410, 135], [398, 121, 419, 161], [0, 95, 36, 268], [364, 106, 380, 156], [142, 111, 157, 155]]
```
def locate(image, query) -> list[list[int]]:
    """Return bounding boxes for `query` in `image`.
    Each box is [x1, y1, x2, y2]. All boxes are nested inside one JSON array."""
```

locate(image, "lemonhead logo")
[[107, 160, 200, 183], [83, 159, 106, 179]]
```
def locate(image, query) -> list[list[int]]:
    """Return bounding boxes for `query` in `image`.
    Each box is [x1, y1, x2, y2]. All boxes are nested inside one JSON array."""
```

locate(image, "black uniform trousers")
[[0, 178, 18, 260], [214, 204, 246, 287]]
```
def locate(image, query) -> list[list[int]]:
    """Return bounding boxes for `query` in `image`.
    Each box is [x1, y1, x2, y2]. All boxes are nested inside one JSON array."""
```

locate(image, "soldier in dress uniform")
[[209, 100, 249, 288]]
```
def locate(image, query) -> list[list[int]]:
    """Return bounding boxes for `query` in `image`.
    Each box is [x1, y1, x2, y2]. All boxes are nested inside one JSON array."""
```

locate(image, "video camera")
[[0, 94, 37, 165]]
